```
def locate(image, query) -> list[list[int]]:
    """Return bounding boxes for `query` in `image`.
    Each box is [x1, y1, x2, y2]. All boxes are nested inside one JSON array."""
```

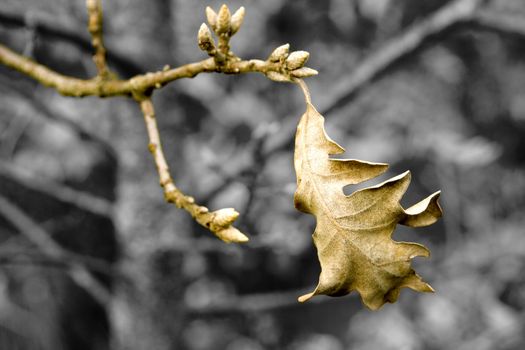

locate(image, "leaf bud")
[[266, 71, 290, 82], [230, 7, 245, 35], [205, 6, 217, 30], [215, 227, 249, 243], [268, 43, 290, 63], [198, 23, 216, 53], [212, 207, 239, 227], [290, 67, 318, 78], [286, 51, 310, 70], [216, 4, 231, 35]]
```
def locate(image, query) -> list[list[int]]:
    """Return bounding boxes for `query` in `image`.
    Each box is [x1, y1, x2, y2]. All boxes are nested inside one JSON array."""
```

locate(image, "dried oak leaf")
[[294, 102, 442, 310]]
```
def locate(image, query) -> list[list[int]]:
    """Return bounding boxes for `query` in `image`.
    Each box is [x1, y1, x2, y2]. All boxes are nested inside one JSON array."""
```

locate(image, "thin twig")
[[86, 0, 110, 78], [0, 160, 113, 217], [0, 195, 112, 306], [136, 96, 249, 243]]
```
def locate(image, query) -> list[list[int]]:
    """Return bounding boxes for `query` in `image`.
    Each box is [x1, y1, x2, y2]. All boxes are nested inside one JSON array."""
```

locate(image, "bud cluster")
[[265, 44, 318, 82], [198, 4, 245, 58], [197, 4, 318, 82]]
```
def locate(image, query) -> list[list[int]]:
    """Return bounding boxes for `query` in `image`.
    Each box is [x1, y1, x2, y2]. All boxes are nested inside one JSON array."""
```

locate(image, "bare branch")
[[473, 10, 525, 37], [0, 195, 112, 306], [86, 0, 110, 78], [0, 160, 113, 217], [0, 43, 284, 97], [321, 0, 484, 115], [0, 4, 312, 243], [136, 96, 249, 244]]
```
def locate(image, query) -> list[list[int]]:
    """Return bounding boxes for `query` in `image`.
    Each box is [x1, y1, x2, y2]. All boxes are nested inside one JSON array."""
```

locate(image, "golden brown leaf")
[[294, 82, 442, 310]]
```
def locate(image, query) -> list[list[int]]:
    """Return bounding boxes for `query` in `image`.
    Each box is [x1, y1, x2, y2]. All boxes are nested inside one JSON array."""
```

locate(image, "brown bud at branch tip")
[[216, 4, 231, 35], [230, 7, 245, 35], [286, 51, 310, 70], [268, 44, 290, 63], [205, 6, 217, 30], [290, 67, 318, 78]]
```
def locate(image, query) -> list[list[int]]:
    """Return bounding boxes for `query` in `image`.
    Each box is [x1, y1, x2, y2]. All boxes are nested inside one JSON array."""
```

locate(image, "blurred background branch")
[[0, 6, 144, 75], [0, 195, 111, 305], [0, 160, 113, 217]]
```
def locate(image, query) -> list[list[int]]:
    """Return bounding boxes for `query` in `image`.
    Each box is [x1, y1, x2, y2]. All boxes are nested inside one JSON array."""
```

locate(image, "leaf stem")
[[294, 78, 312, 105]]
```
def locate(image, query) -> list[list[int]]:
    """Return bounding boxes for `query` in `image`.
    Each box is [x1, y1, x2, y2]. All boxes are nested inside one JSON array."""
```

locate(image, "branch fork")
[[0, 3, 319, 244]]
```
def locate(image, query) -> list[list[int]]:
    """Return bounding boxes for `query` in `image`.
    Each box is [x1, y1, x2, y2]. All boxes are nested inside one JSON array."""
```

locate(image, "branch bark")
[[0, 43, 281, 97], [86, 0, 110, 78]]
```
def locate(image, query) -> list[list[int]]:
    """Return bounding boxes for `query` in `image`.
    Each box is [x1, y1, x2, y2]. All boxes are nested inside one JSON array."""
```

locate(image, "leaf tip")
[[425, 283, 435, 293], [403, 273, 434, 293], [298, 292, 315, 303], [401, 190, 443, 227]]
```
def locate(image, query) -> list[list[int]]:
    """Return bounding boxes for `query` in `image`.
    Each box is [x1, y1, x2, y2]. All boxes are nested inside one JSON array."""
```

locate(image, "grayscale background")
[[1, 0, 525, 349]]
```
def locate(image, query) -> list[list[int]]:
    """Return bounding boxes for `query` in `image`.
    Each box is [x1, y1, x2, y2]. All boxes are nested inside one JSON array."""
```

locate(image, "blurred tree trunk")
[[1, 1, 187, 349], [105, 2, 188, 348]]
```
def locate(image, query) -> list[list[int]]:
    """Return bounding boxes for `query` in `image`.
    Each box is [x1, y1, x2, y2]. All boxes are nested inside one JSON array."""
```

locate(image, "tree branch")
[[321, 0, 485, 115], [136, 96, 249, 243], [473, 10, 525, 38], [0, 43, 284, 97], [0, 195, 112, 306], [320, 0, 525, 115], [0, 160, 113, 217], [86, 0, 110, 78], [0, 3, 316, 244]]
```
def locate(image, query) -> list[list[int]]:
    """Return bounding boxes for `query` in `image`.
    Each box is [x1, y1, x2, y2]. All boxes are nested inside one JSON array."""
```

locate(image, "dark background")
[[1, 0, 525, 349]]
